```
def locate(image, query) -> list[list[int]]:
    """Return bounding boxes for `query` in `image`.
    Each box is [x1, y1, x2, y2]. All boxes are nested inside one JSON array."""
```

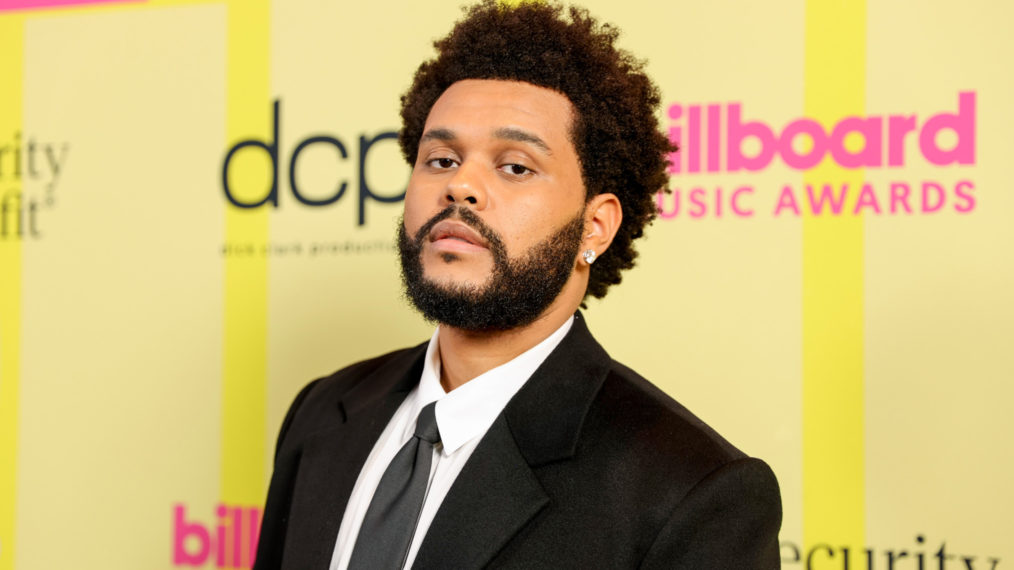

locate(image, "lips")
[[428, 220, 489, 250]]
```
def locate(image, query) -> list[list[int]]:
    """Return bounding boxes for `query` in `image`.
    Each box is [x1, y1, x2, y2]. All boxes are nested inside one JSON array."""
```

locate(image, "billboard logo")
[[667, 92, 975, 174], [173, 503, 261, 568], [658, 92, 978, 219]]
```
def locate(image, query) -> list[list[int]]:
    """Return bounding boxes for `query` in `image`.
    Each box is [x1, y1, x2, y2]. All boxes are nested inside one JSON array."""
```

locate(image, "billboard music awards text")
[[658, 91, 977, 219]]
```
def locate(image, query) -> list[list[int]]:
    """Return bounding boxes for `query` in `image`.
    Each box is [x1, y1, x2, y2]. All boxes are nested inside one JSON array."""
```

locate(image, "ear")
[[581, 193, 622, 262]]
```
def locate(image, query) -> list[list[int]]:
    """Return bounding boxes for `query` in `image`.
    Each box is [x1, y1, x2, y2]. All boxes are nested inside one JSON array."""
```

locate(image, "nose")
[[443, 161, 487, 209]]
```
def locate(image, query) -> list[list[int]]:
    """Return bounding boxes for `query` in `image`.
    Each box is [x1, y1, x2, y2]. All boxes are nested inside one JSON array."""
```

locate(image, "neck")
[[436, 300, 576, 392]]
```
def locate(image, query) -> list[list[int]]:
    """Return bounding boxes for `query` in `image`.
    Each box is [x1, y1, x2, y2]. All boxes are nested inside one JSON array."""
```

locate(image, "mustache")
[[411, 205, 506, 255]]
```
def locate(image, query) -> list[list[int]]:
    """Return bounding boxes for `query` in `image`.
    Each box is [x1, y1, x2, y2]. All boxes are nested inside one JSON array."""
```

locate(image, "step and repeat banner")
[[1, 0, 1011, 568]]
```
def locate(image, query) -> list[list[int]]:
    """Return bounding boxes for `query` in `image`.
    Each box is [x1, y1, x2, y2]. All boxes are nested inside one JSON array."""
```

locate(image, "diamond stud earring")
[[582, 249, 597, 264]]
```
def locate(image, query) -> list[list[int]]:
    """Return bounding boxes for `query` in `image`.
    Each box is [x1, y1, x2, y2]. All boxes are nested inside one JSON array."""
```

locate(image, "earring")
[[582, 249, 597, 265]]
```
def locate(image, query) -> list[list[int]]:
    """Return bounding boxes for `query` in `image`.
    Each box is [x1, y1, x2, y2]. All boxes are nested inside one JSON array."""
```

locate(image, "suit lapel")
[[281, 345, 427, 569], [412, 314, 612, 568], [411, 415, 549, 569], [503, 314, 612, 467]]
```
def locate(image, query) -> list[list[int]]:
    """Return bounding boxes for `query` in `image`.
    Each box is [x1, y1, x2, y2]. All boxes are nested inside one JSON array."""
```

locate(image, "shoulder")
[[300, 344, 425, 405], [272, 342, 427, 453], [581, 360, 748, 479], [581, 358, 779, 515], [586, 361, 782, 566]]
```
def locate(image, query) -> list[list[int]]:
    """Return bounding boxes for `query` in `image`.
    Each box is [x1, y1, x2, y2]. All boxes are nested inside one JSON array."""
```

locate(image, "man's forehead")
[[420, 125, 554, 156], [421, 79, 575, 148]]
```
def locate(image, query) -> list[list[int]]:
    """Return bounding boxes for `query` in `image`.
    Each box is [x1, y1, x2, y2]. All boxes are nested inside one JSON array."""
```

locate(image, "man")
[[254, 2, 782, 569]]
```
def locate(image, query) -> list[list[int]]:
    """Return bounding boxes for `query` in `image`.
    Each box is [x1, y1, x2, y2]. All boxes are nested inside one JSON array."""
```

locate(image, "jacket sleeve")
[[640, 457, 783, 570]]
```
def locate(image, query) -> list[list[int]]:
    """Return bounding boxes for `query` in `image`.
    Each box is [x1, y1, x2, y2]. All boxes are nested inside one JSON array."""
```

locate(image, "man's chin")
[[420, 263, 495, 292], [419, 274, 492, 298]]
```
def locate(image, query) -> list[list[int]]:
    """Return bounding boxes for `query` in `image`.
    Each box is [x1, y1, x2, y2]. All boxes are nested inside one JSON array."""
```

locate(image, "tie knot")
[[414, 401, 441, 444]]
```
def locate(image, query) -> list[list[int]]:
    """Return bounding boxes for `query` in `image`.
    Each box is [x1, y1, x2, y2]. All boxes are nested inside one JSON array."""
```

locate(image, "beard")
[[398, 205, 585, 332]]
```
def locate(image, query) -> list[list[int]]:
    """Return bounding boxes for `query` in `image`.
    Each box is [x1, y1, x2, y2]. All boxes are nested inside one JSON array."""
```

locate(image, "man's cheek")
[[401, 193, 426, 233]]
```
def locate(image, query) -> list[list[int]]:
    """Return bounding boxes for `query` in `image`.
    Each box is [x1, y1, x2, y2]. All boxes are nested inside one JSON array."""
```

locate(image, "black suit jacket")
[[254, 314, 782, 569]]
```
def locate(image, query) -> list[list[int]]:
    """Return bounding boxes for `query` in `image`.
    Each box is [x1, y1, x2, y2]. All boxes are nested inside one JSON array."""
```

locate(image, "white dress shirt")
[[329, 316, 574, 570]]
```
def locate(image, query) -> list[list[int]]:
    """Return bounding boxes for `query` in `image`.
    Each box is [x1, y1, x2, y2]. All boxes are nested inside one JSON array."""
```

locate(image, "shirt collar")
[[417, 316, 575, 455]]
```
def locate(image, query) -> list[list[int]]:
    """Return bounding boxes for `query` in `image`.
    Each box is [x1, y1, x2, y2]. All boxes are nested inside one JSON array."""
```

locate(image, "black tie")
[[348, 401, 441, 569]]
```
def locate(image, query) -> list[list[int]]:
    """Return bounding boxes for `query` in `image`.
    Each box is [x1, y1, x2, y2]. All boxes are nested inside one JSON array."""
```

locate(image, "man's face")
[[399, 79, 588, 331]]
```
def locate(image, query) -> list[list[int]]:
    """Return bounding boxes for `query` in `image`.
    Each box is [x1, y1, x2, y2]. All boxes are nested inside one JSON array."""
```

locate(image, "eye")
[[499, 163, 533, 177], [426, 157, 458, 169]]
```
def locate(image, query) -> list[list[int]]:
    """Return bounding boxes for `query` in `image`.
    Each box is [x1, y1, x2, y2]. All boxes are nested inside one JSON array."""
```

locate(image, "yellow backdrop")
[[1, 0, 1011, 568]]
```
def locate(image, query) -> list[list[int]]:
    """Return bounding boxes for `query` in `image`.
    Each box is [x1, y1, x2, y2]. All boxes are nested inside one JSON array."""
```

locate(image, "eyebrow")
[[420, 128, 456, 144], [419, 127, 553, 156], [493, 127, 553, 156]]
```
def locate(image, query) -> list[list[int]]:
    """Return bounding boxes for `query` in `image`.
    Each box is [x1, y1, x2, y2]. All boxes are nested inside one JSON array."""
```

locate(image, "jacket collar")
[[338, 341, 426, 419], [502, 312, 612, 466], [337, 312, 611, 464], [411, 313, 612, 569]]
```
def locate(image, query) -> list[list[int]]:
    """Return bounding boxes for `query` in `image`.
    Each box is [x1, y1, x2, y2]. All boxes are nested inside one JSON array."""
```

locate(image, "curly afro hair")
[[399, 0, 674, 300]]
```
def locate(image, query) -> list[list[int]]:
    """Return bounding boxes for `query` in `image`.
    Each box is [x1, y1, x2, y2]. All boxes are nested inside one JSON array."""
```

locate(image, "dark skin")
[[399, 1, 673, 302], [402, 80, 622, 391]]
